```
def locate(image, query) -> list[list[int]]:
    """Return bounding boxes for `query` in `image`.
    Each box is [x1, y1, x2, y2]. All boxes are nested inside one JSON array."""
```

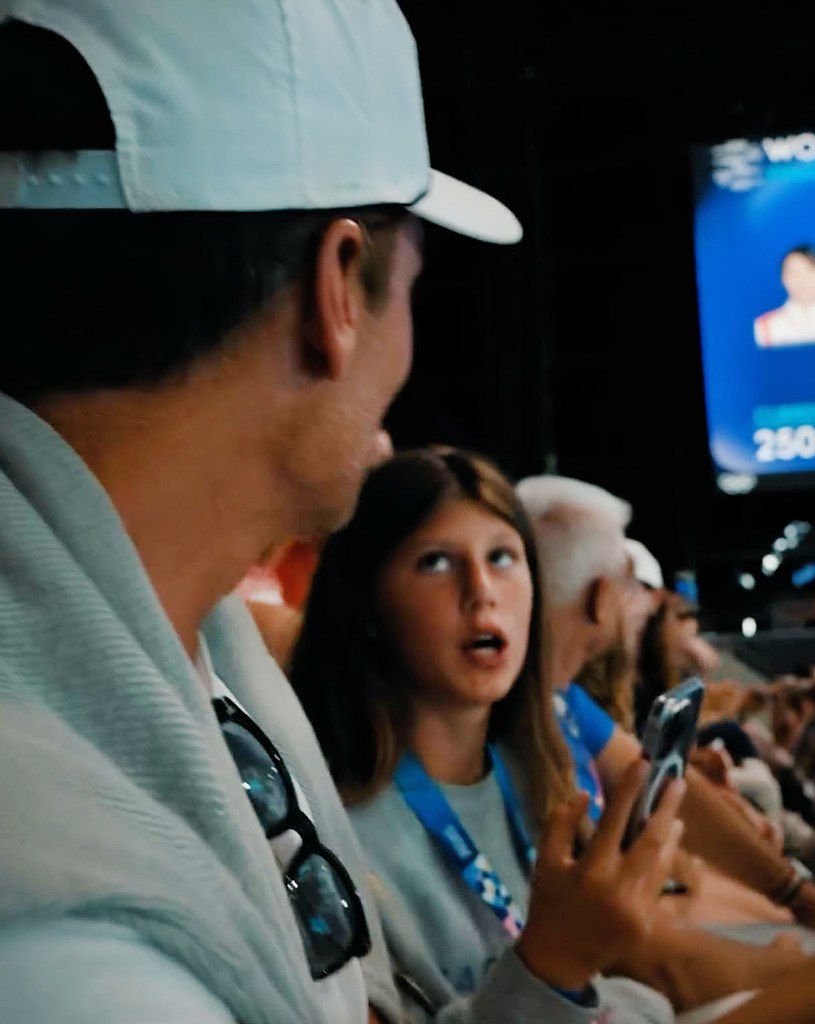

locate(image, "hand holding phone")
[[519, 759, 686, 991]]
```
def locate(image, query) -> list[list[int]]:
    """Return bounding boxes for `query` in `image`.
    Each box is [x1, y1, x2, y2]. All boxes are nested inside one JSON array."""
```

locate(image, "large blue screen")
[[693, 133, 815, 482]]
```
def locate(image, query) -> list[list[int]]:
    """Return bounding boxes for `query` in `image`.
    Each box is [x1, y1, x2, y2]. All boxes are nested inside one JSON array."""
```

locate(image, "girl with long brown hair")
[[291, 448, 684, 1024]]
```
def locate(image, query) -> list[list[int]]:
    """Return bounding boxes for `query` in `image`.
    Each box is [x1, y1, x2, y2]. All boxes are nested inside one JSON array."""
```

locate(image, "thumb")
[[537, 792, 589, 868]]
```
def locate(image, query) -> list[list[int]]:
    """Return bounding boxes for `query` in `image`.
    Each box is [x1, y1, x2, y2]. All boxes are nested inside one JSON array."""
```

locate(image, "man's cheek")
[[393, 316, 414, 390]]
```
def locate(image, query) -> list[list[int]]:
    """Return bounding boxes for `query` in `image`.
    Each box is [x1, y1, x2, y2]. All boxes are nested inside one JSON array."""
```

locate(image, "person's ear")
[[306, 218, 367, 380], [585, 575, 614, 628]]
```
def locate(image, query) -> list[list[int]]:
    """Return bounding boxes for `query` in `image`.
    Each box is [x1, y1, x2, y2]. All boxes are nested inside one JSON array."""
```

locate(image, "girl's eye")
[[416, 550, 452, 574], [489, 547, 518, 569]]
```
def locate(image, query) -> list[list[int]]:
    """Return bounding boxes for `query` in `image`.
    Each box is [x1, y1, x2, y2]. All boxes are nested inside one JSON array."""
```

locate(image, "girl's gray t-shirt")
[[349, 763, 674, 1024]]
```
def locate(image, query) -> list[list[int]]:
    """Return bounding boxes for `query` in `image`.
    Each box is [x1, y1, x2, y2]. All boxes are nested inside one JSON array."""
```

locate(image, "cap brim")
[[409, 169, 522, 245]]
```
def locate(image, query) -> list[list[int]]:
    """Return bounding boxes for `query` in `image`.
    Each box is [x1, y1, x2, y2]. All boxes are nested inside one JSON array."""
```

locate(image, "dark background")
[[387, 0, 815, 634]]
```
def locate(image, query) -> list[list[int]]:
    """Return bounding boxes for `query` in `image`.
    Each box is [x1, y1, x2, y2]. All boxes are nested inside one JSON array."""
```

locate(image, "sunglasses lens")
[[216, 700, 370, 979], [287, 851, 369, 979], [220, 719, 289, 834]]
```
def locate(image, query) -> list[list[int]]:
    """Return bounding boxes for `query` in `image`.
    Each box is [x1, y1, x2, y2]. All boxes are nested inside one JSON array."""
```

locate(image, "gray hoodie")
[[0, 394, 398, 1024]]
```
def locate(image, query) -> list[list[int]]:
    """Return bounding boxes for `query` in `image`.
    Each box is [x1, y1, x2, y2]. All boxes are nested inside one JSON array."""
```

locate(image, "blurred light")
[[738, 572, 756, 591], [792, 563, 815, 589], [773, 538, 789, 553], [717, 473, 757, 495], [762, 553, 781, 575], [742, 617, 757, 638], [784, 521, 812, 546]]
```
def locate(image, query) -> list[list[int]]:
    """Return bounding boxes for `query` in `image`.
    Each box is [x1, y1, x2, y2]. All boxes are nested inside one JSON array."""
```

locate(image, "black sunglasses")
[[214, 695, 371, 979]]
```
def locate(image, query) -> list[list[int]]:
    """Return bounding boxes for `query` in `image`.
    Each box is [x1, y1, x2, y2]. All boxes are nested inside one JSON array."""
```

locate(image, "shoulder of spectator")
[[0, 918, 235, 1024]]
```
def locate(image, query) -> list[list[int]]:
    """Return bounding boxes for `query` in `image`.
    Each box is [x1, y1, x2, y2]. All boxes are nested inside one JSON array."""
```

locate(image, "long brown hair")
[[289, 447, 575, 828]]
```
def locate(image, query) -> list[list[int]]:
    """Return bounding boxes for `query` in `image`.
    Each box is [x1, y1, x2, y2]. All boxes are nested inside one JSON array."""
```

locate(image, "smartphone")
[[623, 677, 705, 848]]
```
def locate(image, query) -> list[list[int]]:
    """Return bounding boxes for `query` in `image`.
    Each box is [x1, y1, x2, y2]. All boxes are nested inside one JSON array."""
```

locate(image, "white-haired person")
[[515, 476, 815, 1010], [570, 538, 660, 735]]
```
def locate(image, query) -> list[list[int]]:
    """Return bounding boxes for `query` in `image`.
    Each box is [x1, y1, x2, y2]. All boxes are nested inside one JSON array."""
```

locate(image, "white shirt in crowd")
[[754, 301, 815, 347]]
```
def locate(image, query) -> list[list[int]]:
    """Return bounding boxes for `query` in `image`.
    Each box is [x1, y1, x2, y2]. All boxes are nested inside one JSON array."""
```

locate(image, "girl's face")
[[376, 498, 534, 713]]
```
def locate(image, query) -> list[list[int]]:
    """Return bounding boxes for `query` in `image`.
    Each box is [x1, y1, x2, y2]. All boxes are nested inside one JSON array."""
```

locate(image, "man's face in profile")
[[287, 220, 422, 538], [781, 252, 815, 306]]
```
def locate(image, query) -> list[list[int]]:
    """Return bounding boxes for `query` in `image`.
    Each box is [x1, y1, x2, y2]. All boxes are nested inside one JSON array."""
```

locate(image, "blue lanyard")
[[394, 745, 535, 938]]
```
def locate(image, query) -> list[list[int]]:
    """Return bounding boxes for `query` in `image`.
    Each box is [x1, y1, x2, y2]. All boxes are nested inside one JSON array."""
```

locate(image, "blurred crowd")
[[6, 3, 815, 1024], [238, 459, 815, 1021]]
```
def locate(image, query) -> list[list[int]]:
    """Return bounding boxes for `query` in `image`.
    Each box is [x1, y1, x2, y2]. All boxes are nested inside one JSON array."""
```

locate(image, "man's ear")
[[585, 575, 614, 627], [306, 218, 367, 380]]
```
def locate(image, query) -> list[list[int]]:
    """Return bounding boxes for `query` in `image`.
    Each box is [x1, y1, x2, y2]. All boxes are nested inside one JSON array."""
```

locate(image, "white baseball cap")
[[625, 538, 665, 591], [0, 0, 522, 244]]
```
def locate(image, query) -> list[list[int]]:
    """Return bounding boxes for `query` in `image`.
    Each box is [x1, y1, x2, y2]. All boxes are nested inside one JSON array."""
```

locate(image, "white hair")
[[516, 475, 632, 607]]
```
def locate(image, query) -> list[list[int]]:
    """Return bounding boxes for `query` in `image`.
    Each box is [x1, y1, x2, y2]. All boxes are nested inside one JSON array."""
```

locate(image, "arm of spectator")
[[688, 745, 733, 788], [681, 767, 815, 926], [608, 911, 807, 1013], [682, 634, 720, 679], [432, 950, 605, 1024], [712, 956, 815, 1024], [718, 787, 783, 850], [594, 721, 815, 926], [416, 949, 669, 1024]]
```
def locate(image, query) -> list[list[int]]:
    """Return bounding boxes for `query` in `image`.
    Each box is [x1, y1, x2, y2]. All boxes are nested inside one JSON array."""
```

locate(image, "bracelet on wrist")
[[773, 858, 813, 906]]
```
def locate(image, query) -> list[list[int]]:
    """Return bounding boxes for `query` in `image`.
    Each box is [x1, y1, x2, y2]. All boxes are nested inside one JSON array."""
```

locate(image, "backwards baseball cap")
[[0, 0, 521, 244], [624, 538, 665, 591]]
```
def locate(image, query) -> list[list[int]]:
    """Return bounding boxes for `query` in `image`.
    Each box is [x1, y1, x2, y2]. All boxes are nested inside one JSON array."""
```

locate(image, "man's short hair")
[[784, 244, 815, 265], [0, 0, 523, 406], [516, 475, 632, 607], [0, 21, 406, 404]]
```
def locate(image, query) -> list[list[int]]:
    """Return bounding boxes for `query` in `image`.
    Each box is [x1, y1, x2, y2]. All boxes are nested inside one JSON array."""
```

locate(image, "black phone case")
[[623, 677, 705, 848]]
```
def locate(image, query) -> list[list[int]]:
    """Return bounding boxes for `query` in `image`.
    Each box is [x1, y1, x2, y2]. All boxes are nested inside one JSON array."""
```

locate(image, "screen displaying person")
[[754, 245, 815, 347]]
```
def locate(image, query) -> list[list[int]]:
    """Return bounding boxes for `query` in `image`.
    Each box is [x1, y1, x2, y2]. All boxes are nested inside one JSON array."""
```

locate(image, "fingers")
[[663, 817, 686, 872], [626, 777, 687, 882], [640, 819, 685, 895], [584, 758, 649, 864], [646, 773, 687, 831], [537, 793, 590, 869]]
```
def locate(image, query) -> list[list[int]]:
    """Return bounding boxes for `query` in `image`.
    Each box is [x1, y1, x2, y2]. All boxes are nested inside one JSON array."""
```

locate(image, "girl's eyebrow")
[[489, 529, 520, 545]]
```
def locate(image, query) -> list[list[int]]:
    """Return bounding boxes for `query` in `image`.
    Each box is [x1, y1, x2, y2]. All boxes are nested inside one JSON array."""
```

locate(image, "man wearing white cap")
[[0, 3, 531, 1024]]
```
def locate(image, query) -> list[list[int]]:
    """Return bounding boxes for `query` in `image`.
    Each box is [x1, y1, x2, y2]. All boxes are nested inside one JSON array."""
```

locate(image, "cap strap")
[[0, 150, 127, 209]]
